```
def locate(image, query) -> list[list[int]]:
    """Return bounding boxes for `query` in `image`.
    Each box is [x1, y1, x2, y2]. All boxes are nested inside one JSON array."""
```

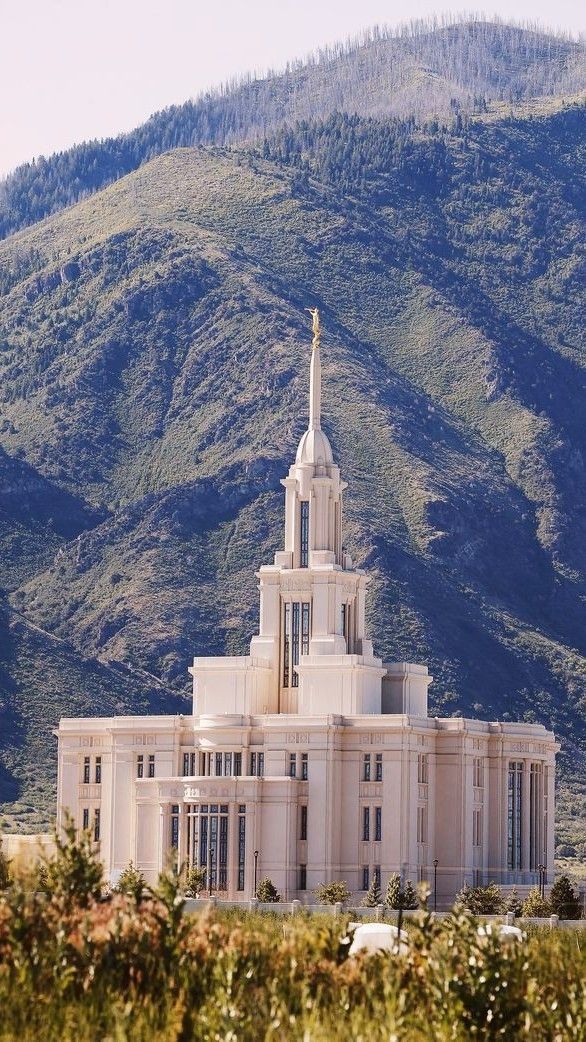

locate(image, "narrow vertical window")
[[362, 865, 370, 890], [300, 805, 308, 840], [83, 756, 90, 784], [375, 806, 382, 842], [219, 811, 228, 890], [234, 752, 242, 777], [363, 754, 371, 781], [291, 602, 300, 688], [148, 754, 155, 778], [237, 805, 246, 891], [341, 603, 347, 639], [301, 753, 308, 780], [300, 500, 309, 567], [507, 762, 523, 872], [374, 864, 381, 888], [224, 752, 232, 777], [215, 752, 223, 777], [94, 808, 100, 842], [137, 755, 144, 778], [183, 753, 189, 777], [301, 602, 310, 655], [299, 864, 307, 891], [170, 805, 179, 849], [250, 752, 257, 776], [190, 751, 197, 776], [82, 808, 89, 830], [258, 752, 264, 777], [375, 753, 383, 782], [95, 757, 102, 784], [289, 753, 297, 778], [283, 602, 290, 687], [362, 806, 370, 841]]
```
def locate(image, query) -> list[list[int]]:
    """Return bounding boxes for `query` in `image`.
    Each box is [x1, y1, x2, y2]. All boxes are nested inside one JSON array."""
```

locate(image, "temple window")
[[300, 805, 308, 840], [507, 761, 523, 871], [375, 806, 382, 841], [300, 500, 309, 567], [282, 601, 311, 688], [237, 805, 246, 891]]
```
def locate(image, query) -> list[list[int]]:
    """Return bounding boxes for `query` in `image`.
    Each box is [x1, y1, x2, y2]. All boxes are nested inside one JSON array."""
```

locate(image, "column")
[[158, 803, 170, 874]]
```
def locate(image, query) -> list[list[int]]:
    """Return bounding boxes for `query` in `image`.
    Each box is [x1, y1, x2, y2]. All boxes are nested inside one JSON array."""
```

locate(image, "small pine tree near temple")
[[385, 872, 402, 908], [314, 880, 351, 905], [456, 881, 504, 914], [0, 838, 10, 890], [504, 888, 523, 916], [116, 861, 146, 901], [182, 864, 206, 898], [361, 875, 382, 907], [42, 816, 103, 906], [402, 880, 419, 910], [521, 887, 552, 918], [385, 872, 419, 909], [256, 877, 281, 902], [549, 875, 582, 920]]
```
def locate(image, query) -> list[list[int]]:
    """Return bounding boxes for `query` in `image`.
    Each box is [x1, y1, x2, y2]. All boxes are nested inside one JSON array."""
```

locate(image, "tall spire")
[[308, 307, 321, 430]]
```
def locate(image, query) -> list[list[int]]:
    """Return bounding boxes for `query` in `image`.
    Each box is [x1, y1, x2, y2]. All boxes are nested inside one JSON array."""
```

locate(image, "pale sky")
[[1, 0, 584, 178]]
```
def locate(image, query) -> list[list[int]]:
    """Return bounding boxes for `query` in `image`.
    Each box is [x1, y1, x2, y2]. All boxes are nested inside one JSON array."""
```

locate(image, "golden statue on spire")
[[307, 307, 321, 350]]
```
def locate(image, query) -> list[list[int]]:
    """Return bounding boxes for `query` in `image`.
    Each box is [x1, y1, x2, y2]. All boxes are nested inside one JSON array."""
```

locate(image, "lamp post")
[[254, 849, 259, 896], [433, 859, 439, 912]]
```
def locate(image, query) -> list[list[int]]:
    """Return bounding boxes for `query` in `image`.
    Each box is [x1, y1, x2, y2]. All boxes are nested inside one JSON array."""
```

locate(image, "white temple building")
[[56, 311, 558, 905]]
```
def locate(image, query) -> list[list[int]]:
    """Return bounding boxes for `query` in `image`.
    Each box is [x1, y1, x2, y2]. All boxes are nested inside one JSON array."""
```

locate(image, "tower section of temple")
[[251, 309, 384, 714]]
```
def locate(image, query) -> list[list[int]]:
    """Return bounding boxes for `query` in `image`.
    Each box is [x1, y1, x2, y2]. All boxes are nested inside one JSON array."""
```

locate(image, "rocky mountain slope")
[[0, 19, 583, 237], [0, 100, 584, 851]]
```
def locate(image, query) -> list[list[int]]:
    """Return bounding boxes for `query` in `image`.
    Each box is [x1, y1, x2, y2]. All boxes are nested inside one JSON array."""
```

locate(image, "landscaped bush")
[[255, 877, 280, 902], [314, 880, 351, 904], [456, 881, 504, 915], [385, 871, 419, 909], [0, 836, 584, 1041], [549, 874, 582, 920]]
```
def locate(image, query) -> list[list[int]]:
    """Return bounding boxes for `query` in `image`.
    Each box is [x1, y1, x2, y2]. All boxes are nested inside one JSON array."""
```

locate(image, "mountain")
[[0, 96, 584, 855], [0, 19, 584, 239], [0, 597, 183, 832]]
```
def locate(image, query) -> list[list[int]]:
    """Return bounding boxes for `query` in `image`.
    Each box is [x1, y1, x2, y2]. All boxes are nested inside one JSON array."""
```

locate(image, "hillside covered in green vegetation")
[[0, 22, 584, 861], [0, 18, 583, 238]]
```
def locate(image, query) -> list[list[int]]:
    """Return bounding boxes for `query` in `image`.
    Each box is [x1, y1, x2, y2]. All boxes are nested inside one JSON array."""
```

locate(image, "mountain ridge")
[[0, 18, 584, 239]]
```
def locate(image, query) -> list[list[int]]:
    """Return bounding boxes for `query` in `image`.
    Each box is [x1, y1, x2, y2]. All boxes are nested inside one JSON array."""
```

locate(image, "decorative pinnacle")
[[305, 307, 322, 429]]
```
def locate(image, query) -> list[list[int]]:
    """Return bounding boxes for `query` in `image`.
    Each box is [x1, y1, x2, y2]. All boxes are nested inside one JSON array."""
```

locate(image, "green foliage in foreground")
[[0, 881, 584, 1041]]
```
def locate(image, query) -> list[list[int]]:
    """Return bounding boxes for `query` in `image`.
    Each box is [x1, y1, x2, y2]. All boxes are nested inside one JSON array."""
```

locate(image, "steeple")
[[308, 307, 321, 430], [296, 308, 333, 466]]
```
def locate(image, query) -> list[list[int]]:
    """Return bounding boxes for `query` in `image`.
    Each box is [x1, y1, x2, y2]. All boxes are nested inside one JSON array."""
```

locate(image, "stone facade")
[[56, 313, 558, 904]]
